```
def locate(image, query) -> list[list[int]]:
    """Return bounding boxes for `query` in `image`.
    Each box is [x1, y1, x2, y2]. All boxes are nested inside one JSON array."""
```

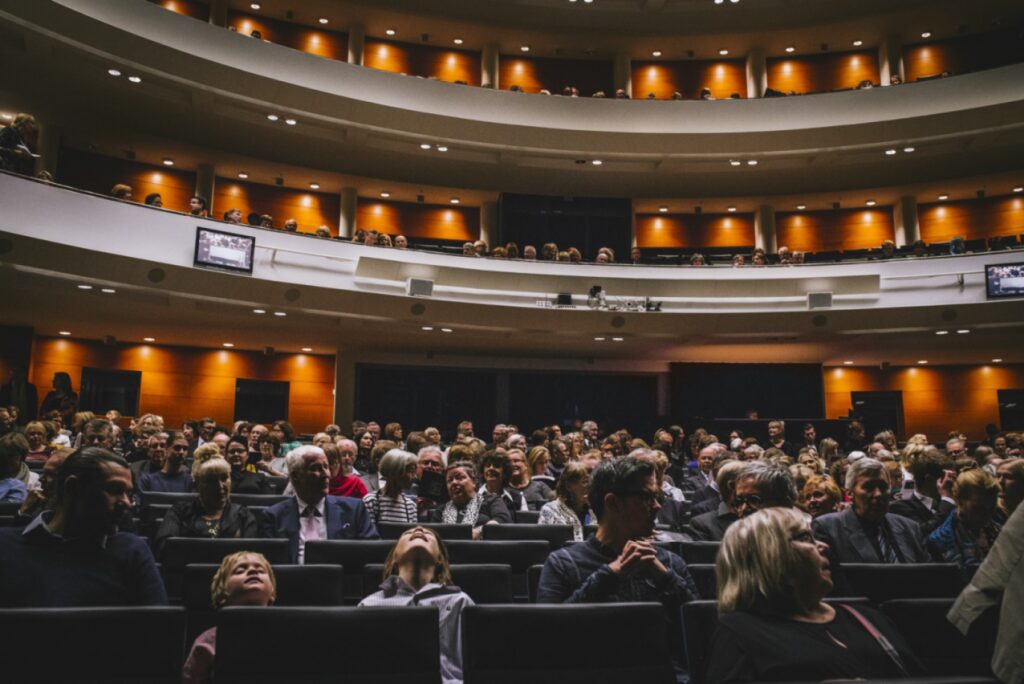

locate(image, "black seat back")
[[514, 510, 540, 524], [0, 606, 185, 683], [839, 564, 965, 603], [215, 606, 440, 683], [183, 563, 345, 643], [160, 538, 290, 600], [677, 541, 721, 564], [688, 564, 717, 599], [266, 476, 288, 494], [304, 539, 396, 601], [230, 493, 289, 507], [463, 603, 675, 684], [527, 564, 544, 603], [377, 521, 473, 540], [140, 491, 195, 507], [446, 540, 550, 600], [881, 598, 996, 676], [483, 523, 574, 549], [0, 501, 24, 515], [364, 563, 513, 604]]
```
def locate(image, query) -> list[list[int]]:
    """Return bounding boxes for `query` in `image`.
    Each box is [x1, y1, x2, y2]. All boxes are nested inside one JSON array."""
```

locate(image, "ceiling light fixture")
[[921, 31, 932, 39], [309, 182, 320, 189], [938, 193, 949, 200], [719, 49, 729, 55], [917, 359, 928, 365], [420, 143, 432, 150], [747, 160, 758, 166], [520, 46, 530, 52], [1013, 186, 1023, 193], [652, 50, 662, 57], [437, 146, 449, 152], [658, 206, 668, 213], [449, 198, 460, 204], [144, 337, 156, 342], [903, 146, 915, 153], [843, 360, 854, 365], [273, 312, 287, 317], [852, 40, 863, 47], [253, 309, 266, 314], [223, 343, 234, 348], [238, 172, 249, 179], [77, 284, 93, 290], [380, 191, 391, 198], [935, 330, 949, 335], [612, 337, 624, 342], [714, 0, 724, 4], [385, 28, 396, 36], [956, 329, 970, 334], [865, 199, 876, 206], [127, 76, 142, 83], [59, 331, 71, 336], [421, 326, 434, 331], [885, 149, 897, 155], [992, 358, 1003, 363], [101, 288, 116, 294], [453, 38, 463, 45], [250, 2, 260, 9], [594, 337, 606, 341], [796, 204, 806, 210], [284, 118, 297, 125], [591, 160, 603, 166], [729, 160, 741, 166], [162, 158, 173, 166], [267, 114, 279, 121], [318, 18, 328, 24], [107, 68, 121, 77], [302, 347, 313, 352], [727, 206, 737, 212], [441, 328, 453, 333], [785, 46, 795, 53]]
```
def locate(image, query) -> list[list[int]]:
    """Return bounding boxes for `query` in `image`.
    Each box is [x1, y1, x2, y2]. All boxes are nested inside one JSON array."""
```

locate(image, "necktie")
[[299, 506, 322, 564], [877, 524, 900, 564]]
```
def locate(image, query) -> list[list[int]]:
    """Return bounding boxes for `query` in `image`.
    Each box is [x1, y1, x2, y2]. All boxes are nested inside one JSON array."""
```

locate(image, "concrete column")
[[195, 164, 215, 214], [745, 48, 767, 98], [347, 25, 365, 66], [613, 52, 632, 97], [480, 201, 498, 248], [629, 202, 638, 247], [339, 187, 358, 239], [208, 0, 227, 27], [893, 195, 920, 247], [33, 120, 60, 179], [879, 34, 904, 86], [754, 204, 777, 252], [333, 346, 356, 431], [481, 44, 499, 89]]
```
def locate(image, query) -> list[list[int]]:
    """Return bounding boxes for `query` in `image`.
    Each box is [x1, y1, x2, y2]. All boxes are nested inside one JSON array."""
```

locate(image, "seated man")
[[690, 451, 735, 516], [18, 448, 71, 519], [889, 446, 956, 537], [260, 445, 380, 564], [537, 456, 699, 676], [687, 460, 745, 541], [138, 431, 192, 493], [813, 457, 929, 564], [685, 446, 717, 503], [0, 447, 167, 606], [0, 432, 30, 503], [130, 432, 167, 484], [731, 460, 801, 519]]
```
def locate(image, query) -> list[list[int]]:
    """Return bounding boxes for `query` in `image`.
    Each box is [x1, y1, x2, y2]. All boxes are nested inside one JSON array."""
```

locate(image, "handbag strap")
[[840, 604, 911, 678]]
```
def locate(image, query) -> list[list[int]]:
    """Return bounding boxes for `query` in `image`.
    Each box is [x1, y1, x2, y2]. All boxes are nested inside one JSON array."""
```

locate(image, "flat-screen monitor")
[[986, 262, 1024, 299], [194, 226, 255, 274]]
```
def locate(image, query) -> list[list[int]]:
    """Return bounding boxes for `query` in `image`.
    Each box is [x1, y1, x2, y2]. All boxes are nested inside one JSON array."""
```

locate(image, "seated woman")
[[997, 458, 1024, 516], [360, 526, 473, 684], [23, 421, 53, 463], [182, 551, 276, 684], [801, 475, 842, 518], [253, 432, 285, 477], [538, 460, 592, 540], [928, 469, 1004, 578], [707, 507, 923, 683], [225, 436, 272, 494], [507, 449, 554, 511], [154, 457, 259, 557], [427, 461, 512, 538], [480, 450, 524, 513], [326, 441, 367, 498], [363, 449, 419, 524]]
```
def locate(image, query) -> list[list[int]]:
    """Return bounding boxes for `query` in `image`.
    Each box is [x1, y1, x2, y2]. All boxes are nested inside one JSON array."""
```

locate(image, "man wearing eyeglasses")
[[732, 461, 800, 519], [537, 454, 699, 678]]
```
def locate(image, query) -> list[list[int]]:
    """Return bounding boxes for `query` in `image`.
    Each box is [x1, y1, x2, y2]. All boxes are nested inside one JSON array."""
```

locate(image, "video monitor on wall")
[[985, 262, 1024, 299], [194, 226, 255, 274]]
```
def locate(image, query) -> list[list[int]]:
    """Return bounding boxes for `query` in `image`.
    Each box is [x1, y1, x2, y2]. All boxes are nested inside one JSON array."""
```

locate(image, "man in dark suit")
[[889, 447, 956, 537], [687, 460, 745, 541], [813, 457, 929, 564], [260, 445, 379, 564], [686, 446, 717, 503]]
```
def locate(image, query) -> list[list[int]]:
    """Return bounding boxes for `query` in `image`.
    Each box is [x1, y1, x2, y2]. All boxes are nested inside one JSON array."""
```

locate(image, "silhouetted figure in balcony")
[[189, 195, 208, 217], [0, 113, 38, 176], [110, 184, 133, 201], [144, 193, 162, 208]]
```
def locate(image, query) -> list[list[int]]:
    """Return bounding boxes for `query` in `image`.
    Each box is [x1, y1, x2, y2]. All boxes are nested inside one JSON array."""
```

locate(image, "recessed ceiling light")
[[785, 46, 795, 53], [591, 160, 603, 166], [318, 18, 328, 24], [267, 114, 279, 121], [449, 198, 460, 204], [727, 206, 737, 212], [284, 118, 297, 125], [127, 76, 142, 84], [59, 331, 71, 336], [107, 68, 121, 77], [77, 284, 93, 290], [309, 182, 320, 189], [223, 343, 234, 348], [729, 0, 739, 3], [520, 46, 530, 52], [441, 328, 453, 333], [796, 204, 806, 210], [144, 337, 156, 342], [238, 172, 249, 179], [885, 149, 897, 155], [380, 191, 391, 198], [917, 359, 928, 364], [453, 38, 463, 45], [935, 330, 949, 335], [719, 49, 729, 55], [747, 160, 758, 166], [938, 194, 949, 200], [437, 146, 449, 152], [714, 0, 724, 4], [385, 28, 396, 36], [612, 337, 624, 342], [420, 143, 432, 150], [594, 337, 606, 341], [992, 358, 1003, 363], [921, 31, 932, 38], [956, 329, 970, 334], [101, 288, 116, 294], [658, 206, 668, 213], [852, 40, 863, 47], [903, 146, 915, 153], [652, 50, 662, 57], [843, 360, 854, 365], [253, 309, 266, 314], [250, 2, 260, 9], [162, 158, 174, 166], [1013, 186, 1023, 193], [302, 347, 313, 352], [865, 199, 876, 206], [273, 311, 287, 317], [421, 326, 434, 331], [729, 160, 741, 166]]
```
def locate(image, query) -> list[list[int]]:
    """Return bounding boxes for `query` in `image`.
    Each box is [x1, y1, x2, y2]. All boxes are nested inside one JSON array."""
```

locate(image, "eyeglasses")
[[733, 494, 764, 508]]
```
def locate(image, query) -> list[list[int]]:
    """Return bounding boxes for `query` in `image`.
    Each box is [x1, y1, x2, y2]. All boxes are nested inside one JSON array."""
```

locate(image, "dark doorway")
[[849, 391, 905, 439], [235, 379, 289, 424], [80, 368, 142, 416], [498, 193, 632, 261], [997, 389, 1024, 431]]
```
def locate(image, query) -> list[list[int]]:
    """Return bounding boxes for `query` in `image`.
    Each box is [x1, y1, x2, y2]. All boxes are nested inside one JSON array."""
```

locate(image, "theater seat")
[[462, 603, 675, 684], [514, 510, 540, 524], [215, 606, 440, 683], [183, 563, 345, 644], [304, 539, 396, 601], [139, 491, 195, 507], [675, 540, 721, 564], [364, 563, 513, 604], [687, 564, 717, 599], [482, 523, 574, 549], [528, 563, 544, 603], [160, 538, 290, 601], [0, 501, 23, 515], [880, 599, 996, 677], [0, 606, 186, 683], [446, 540, 550, 600], [838, 564, 965, 603], [229, 493, 289, 507], [0, 514, 27, 527], [376, 521, 473, 540], [266, 476, 288, 494]]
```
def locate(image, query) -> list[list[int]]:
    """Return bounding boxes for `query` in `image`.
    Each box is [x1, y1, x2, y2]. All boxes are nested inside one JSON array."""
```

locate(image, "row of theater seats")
[[0, 599, 996, 683]]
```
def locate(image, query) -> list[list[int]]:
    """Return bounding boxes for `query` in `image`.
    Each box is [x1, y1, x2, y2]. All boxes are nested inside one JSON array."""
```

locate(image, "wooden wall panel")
[[635, 213, 755, 248], [919, 195, 1024, 243], [357, 199, 479, 241], [227, 11, 348, 62], [214, 178, 340, 234], [776, 208, 894, 252], [150, 0, 208, 21], [767, 51, 879, 94], [632, 60, 747, 99], [364, 40, 481, 85], [903, 30, 1024, 82], [499, 56, 614, 95], [57, 147, 197, 214], [824, 364, 1024, 440], [30, 337, 334, 434]]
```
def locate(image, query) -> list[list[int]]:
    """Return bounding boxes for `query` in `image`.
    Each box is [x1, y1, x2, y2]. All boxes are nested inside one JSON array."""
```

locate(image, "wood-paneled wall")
[[824, 364, 1024, 441], [632, 60, 747, 99], [227, 11, 348, 62], [150, 0, 208, 21], [213, 179, 340, 234], [767, 51, 880, 94], [776, 208, 894, 252], [29, 337, 335, 434], [635, 213, 755, 248], [364, 40, 481, 85], [919, 194, 1024, 243], [357, 199, 479, 242], [57, 147, 197, 214], [903, 30, 1024, 82], [499, 56, 614, 95]]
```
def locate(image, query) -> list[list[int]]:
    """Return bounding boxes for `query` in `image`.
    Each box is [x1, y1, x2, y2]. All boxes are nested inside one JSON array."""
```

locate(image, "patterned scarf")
[[441, 494, 483, 526]]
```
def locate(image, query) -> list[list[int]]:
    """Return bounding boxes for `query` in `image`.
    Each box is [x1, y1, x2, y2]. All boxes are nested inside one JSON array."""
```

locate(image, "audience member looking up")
[[707, 507, 923, 682], [182, 551, 277, 683], [360, 527, 474, 684], [0, 447, 167, 606]]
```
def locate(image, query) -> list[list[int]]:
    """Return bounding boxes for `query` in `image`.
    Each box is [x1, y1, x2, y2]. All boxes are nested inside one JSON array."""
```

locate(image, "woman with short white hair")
[[362, 449, 419, 524], [707, 507, 923, 682]]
